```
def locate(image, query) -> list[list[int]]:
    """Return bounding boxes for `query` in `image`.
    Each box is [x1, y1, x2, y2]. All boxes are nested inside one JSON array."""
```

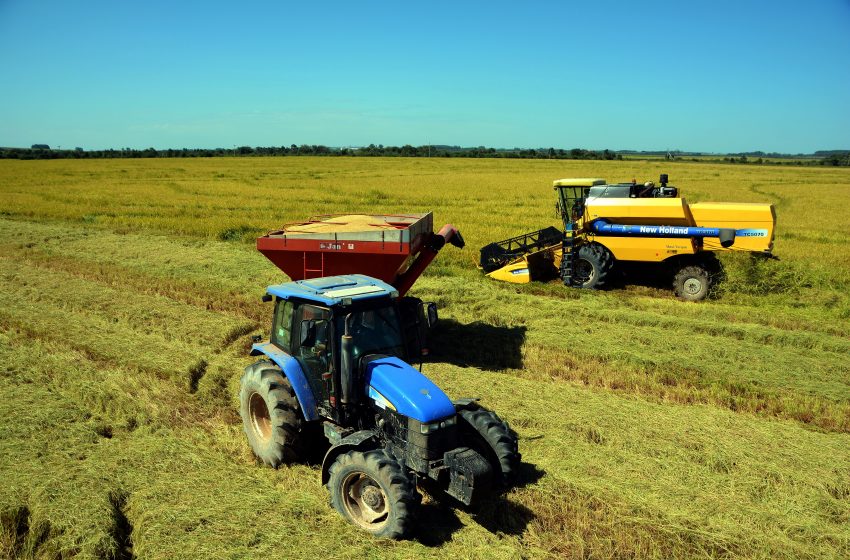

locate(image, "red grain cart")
[[257, 213, 463, 296]]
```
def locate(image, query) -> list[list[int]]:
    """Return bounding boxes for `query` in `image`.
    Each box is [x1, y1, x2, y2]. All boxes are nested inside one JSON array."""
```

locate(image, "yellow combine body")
[[480, 175, 776, 300], [583, 198, 775, 261]]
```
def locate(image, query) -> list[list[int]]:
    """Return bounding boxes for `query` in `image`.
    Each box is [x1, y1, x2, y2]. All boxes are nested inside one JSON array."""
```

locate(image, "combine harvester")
[[242, 213, 521, 538], [481, 175, 776, 300]]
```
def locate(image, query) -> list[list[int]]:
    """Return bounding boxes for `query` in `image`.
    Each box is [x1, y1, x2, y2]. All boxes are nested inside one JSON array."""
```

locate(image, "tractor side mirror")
[[425, 302, 438, 328], [299, 320, 316, 347], [262, 293, 273, 303]]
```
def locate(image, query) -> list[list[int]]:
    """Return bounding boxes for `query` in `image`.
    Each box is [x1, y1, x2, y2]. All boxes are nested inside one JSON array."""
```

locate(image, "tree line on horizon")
[[2, 144, 849, 166], [1, 144, 622, 161]]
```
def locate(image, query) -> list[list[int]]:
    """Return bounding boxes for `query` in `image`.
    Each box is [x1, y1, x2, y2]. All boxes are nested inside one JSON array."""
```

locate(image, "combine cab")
[[481, 175, 776, 300]]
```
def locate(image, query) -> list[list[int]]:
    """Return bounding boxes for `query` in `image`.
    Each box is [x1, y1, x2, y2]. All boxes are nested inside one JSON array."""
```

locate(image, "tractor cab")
[[252, 274, 434, 423]]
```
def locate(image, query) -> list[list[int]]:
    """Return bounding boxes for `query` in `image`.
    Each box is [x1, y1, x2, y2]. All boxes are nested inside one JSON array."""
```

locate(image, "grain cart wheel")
[[239, 360, 305, 467], [673, 264, 711, 301], [328, 449, 420, 539], [458, 408, 520, 487], [574, 243, 614, 289]]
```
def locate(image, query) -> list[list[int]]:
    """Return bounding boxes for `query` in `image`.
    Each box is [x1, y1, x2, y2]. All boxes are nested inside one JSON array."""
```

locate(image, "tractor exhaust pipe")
[[340, 314, 355, 405]]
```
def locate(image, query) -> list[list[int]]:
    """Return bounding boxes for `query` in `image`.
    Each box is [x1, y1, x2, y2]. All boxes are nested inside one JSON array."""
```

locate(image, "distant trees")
[[821, 152, 850, 166], [1, 145, 842, 165]]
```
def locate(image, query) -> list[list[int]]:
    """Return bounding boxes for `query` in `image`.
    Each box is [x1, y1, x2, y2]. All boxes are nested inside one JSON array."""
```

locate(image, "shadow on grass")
[[469, 461, 544, 536], [429, 319, 527, 371], [606, 261, 729, 298], [415, 461, 544, 545], [606, 262, 672, 291], [414, 502, 464, 546]]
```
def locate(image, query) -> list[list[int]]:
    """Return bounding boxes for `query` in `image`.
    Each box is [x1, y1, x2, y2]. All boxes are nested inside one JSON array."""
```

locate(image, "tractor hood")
[[363, 356, 455, 423]]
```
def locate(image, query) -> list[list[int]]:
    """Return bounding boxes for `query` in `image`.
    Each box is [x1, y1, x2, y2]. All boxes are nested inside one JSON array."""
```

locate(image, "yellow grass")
[[1, 157, 849, 559]]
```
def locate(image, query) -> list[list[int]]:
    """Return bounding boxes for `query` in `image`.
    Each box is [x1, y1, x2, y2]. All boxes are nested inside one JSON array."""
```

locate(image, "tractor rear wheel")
[[574, 243, 614, 289], [328, 449, 420, 539], [239, 360, 305, 467], [458, 407, 520, 488]]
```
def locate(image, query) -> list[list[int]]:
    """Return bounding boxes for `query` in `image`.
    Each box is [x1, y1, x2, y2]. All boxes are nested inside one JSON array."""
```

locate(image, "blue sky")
[[1, 0, 848, 153]]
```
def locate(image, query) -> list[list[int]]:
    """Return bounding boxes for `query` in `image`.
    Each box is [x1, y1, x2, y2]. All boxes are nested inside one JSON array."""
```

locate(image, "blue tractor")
[[240, 274, 520, 538]]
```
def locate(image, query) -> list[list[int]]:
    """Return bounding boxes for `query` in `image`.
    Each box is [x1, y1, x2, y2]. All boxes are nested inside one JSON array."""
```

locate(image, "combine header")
[[481, 175, 776, 300]]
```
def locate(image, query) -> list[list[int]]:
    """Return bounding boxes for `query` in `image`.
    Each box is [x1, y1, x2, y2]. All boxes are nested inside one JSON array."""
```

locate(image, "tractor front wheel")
[[328, 449, 420, 539], [239, 360, 305, 467], [458, 407, 520, 488]]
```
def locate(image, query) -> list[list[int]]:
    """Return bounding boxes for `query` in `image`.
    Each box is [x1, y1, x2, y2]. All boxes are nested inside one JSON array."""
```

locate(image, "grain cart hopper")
[[481, 175, 776, 300], [241, 213, 520, 538], [257, 213, 464, 297]]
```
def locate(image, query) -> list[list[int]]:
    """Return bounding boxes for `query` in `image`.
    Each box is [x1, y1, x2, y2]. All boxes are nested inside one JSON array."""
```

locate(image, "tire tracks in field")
[[506, 281, 850, 339], [505, 341, 850, 433], [0, 242, 265, 325], [749, 182, 788, 209]]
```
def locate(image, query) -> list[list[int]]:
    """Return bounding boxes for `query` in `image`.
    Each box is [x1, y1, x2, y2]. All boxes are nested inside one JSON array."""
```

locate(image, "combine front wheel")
[[574, 243, 614, 289]]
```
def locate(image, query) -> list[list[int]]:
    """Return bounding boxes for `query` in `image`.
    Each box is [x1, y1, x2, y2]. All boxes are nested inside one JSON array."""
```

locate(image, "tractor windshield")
[[341, 305, 405, 361]]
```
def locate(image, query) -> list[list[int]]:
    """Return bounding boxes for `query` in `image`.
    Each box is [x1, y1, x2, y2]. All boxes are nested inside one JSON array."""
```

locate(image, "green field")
[[1, 157, 849, 559]]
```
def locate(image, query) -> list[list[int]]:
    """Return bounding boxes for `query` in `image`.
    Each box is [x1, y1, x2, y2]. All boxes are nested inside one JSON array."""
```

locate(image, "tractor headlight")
[[419, 415, 457, 434]]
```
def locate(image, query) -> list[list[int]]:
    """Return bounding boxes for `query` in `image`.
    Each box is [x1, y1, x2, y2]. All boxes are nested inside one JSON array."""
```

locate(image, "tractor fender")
[[249, 342, 319, 421], [321, 430, 380, 484], [452, 397, 481, 411]]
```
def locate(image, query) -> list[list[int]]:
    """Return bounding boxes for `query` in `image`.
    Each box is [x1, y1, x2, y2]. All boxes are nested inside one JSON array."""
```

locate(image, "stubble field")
[[1, 156, 849, 559]]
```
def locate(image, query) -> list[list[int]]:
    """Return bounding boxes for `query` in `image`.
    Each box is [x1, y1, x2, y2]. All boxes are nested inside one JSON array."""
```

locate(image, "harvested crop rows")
[[1, 157, 849, 559]]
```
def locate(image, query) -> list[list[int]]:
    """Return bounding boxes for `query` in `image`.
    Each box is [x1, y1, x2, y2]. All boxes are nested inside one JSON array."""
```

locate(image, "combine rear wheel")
[[574, 243, 614, 289], [673, 265, 711, 301], [328, 449, 420, 539], [239, 360, 305, 467], [458, 407, 520, 488]]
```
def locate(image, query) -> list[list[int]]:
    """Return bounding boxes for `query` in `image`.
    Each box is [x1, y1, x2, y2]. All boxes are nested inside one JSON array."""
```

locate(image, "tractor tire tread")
[[240, 359, 306, 467], [458, 408, 520, 487], [328, 449, 420, 539]]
